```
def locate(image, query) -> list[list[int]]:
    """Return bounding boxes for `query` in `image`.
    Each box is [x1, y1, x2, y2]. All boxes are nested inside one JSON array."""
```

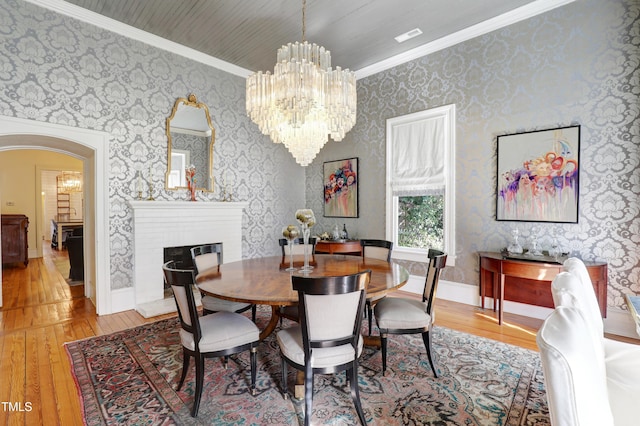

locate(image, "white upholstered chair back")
[[360, 239, 393, 262], [193, 252, 219, 272], [560, 258, 604, 336], [172, 284, 193, 328], [303, 291, 362, 342], [551, 270, 604, 354], [537, 306, 614, 426], [363, 246, 391, 261], [280, 237, 317, 256], [191, 243, 222, 274]]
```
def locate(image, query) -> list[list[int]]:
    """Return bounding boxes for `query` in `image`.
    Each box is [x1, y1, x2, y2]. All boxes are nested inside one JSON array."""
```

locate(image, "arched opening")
[[0, 115, 111, 314]]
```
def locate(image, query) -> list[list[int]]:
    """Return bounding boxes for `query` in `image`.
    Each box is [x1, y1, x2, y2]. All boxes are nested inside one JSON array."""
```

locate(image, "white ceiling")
[[32, 0, 574, 79]]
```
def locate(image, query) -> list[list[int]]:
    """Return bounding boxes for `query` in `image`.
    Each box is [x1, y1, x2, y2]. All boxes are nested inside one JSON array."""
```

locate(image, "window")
[[385, 105, 456, 264], [169, 149, 190, 187]]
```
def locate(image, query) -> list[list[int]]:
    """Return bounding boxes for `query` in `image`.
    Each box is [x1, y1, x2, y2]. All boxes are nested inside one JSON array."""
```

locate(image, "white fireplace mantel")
[[129, 201, 247, 316]]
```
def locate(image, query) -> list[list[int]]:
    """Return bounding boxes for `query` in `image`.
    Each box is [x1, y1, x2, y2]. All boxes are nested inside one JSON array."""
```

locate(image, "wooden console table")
[[478, 252, 607, 325], [315, 239, 362, 255]]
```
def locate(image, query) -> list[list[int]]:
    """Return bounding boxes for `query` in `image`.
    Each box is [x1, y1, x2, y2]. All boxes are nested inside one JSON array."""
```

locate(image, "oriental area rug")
[[65, 307, 549, 425]]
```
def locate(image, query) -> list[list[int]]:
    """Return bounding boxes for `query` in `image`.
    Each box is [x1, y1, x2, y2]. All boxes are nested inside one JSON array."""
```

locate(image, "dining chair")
[[278, 237, 318, 322], [162, 261, 259, 417], [278, 236, 318, 259], [276, 270, 371, 426], [191, 243, 256, 322], [374, 248, 447, 376], [551, 259, 639, 425], [360, 239, 393, 335], [537, 305, 615, 426]]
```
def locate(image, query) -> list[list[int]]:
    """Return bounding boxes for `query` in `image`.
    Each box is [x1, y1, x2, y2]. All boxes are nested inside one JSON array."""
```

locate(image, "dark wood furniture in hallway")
[[1, 214, 29, 266]]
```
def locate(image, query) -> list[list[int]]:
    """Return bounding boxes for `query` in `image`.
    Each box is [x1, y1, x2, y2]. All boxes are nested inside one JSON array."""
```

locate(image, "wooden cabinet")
[[478, 252, 607, 324], [1, 214, 29, 266], [315, 240, 362, 255]]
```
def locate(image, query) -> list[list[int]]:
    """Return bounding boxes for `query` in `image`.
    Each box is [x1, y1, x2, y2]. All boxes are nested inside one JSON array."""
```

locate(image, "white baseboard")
[[403, 275, 640, 340], [604, 307, 640, 339], [110, 287, 135, 313]]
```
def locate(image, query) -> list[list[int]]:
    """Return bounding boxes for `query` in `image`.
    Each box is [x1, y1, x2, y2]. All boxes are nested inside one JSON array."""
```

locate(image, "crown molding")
[[355, 0, 577, 79], [25, 0, 253, 78]]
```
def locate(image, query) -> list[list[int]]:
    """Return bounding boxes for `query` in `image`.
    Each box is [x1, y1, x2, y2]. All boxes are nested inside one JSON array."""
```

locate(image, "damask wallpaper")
[[306, 0, 639, 310], [0, 0, 638, 313], [0, 0, 305, 291]]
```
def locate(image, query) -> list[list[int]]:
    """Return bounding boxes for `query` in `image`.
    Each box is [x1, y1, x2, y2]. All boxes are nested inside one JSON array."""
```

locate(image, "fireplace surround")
[[129, 201, 246, 317]]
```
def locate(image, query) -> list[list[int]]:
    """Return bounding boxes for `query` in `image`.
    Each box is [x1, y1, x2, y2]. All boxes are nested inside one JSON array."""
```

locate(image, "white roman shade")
[[390, 115, 445, 196]]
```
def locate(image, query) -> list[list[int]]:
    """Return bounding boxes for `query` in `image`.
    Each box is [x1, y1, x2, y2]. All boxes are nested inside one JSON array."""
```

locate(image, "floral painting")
[[496, 125, 580, 223], [323, 158, 359, 218]]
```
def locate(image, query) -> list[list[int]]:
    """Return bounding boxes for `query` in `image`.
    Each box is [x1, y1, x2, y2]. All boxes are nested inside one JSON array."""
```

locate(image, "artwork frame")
[[496, 125, 580, 223], [323, 157, 359, 218]]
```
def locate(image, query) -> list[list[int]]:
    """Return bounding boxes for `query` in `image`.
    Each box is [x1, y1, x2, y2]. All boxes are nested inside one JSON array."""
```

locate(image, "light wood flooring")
[[1, 246, 542, 425]]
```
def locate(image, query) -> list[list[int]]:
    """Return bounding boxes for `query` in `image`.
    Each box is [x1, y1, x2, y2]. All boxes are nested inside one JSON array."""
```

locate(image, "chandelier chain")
[[302, 0, 306, 42]]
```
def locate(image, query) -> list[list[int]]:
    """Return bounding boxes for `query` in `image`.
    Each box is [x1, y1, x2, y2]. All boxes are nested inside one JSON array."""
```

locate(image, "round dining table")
[[195, 254, 410, 341]]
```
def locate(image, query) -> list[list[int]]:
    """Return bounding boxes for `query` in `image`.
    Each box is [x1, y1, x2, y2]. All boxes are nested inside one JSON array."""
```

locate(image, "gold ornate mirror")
[[165, 94, 214, 192]]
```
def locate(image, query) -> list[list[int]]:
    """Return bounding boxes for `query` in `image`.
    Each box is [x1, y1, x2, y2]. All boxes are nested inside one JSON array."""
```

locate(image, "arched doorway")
[[0, 115, 111, 314]]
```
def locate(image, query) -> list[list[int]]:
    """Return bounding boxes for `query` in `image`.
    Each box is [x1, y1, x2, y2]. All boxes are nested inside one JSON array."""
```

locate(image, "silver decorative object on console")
[[507, 228, 523, 254]]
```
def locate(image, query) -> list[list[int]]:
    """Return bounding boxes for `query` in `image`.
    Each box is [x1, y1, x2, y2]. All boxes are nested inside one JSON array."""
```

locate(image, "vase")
[[299, 224, 312, 273], [282, 225, 299, 271], [295, 209, 316, 273], [188, 182, 196, 201]]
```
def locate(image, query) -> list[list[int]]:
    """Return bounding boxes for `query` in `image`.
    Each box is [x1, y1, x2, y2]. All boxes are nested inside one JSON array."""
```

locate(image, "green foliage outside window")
[[398, 195, 444, 250]]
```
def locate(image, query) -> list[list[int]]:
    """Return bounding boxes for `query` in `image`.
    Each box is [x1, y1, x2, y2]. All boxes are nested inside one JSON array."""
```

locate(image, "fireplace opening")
[[162, 244, 203, 297]]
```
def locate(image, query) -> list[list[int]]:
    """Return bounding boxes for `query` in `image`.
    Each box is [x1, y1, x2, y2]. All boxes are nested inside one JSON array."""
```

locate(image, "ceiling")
[[36, 0, 573, 79]]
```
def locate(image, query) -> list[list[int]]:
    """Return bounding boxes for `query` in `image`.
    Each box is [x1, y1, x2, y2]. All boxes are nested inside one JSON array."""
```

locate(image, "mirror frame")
[[165, 93, 215, 192]]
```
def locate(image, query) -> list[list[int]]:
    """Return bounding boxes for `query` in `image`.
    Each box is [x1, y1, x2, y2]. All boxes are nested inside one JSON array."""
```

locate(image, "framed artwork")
[[496, 125, 580, 223], [323, 157, 359, 218]]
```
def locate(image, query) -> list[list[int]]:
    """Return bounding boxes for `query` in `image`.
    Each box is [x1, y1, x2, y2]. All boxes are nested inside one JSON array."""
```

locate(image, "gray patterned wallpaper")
[[307, 0, 639, 310], [0, 0, 305, 290], [1, 0, 638, 312]]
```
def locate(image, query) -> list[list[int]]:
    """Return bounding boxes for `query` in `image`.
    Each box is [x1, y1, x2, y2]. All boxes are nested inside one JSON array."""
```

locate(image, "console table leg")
[[499, 274, 505, 325]]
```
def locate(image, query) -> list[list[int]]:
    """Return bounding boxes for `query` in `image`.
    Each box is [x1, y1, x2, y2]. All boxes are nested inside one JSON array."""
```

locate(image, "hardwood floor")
[[0, 247, 541, 425]]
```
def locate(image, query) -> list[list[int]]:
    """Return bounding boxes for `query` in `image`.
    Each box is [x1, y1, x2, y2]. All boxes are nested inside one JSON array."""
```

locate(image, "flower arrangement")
[[186, 165, 196, 201], [295, 209, 316, 228]]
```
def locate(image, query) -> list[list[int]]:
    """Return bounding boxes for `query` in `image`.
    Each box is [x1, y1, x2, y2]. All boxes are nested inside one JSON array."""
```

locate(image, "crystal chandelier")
[[246, 0, 356, 166], [60, 171, 83, 193]]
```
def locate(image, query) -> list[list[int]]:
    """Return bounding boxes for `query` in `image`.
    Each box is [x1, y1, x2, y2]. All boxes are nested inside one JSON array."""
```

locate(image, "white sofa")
[[536, 258, 640, 426]]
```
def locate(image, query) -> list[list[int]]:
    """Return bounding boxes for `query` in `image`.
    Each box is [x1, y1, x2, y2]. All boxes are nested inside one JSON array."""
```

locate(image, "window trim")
[[385, 104, 456, 265]]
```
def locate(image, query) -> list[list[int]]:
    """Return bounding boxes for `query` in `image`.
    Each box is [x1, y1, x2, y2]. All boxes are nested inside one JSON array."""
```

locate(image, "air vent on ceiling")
[[395, 28, 423, 43]]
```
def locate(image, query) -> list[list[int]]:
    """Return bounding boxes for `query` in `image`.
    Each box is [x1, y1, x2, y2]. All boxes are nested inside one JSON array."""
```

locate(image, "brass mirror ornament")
[[165, 94, 215, 192]]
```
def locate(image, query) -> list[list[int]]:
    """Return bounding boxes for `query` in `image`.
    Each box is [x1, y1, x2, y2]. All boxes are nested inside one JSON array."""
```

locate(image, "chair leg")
[[191, 353, 205, 417], [348, 363, 366, 425], [251, 305, 257, 322], [250, 346, 257, 396], [304, 364, 314, 426], [177, 348, 190, 391], [367, 302, 373, 336], [281, 358, 289, 399], [421, 330, 438, 378], [380, 334, 388, 376]]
